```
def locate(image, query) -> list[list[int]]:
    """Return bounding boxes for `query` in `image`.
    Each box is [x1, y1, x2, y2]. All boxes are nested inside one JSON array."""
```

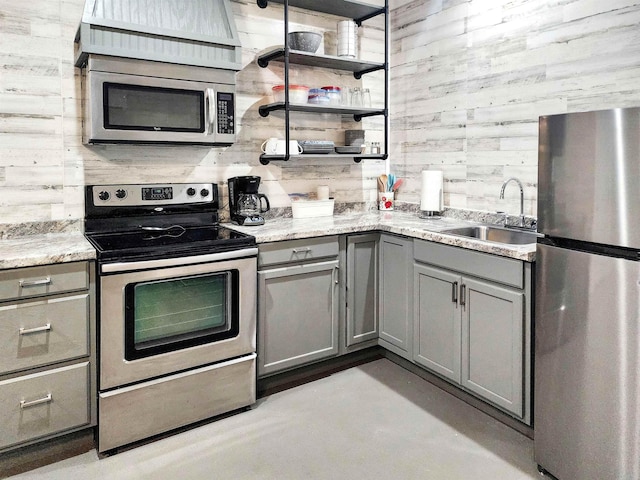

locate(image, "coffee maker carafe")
[[228, 176, 271, 226]]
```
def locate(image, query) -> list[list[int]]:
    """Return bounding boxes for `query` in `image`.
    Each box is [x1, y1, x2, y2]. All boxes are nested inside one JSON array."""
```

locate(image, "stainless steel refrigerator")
[[535, 107, 640, 479]]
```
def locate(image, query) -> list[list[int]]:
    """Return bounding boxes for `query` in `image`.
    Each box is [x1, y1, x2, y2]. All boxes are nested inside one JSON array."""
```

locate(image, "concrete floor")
[[8, 359, 541, 479]]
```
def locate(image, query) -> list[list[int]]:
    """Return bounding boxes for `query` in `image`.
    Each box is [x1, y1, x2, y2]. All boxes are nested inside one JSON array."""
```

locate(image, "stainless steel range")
[[84, 183, 257, 453]]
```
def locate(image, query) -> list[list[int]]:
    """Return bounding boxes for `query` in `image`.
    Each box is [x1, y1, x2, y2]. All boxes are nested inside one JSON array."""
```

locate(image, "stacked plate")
[[299, 140, 335, 154]]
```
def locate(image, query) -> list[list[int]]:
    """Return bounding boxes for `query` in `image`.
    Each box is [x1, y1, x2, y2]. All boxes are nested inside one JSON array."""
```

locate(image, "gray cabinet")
[[413, 240, 531, 423], [0, 261, 96, 452], [344, 234, 378, 348], [258, 237, 340, 377], [413, 264, 461, 382], [378, 234, 413, 360], [461, 277, 523, 415]]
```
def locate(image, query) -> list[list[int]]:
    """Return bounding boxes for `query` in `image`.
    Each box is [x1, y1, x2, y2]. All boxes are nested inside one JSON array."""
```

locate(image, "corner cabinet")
[[378, 234, 413, 360], [413, 240, 532, 425], [256, 0, 389, 165]]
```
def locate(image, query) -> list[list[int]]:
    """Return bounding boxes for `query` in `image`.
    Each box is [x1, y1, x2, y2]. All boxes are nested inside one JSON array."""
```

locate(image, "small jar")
[[371, 142, 381, 154], [321, 86, 342, 105]]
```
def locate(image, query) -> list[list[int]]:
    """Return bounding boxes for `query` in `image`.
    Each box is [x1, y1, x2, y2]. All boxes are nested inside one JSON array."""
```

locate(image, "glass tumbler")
[[350, 87, 362, 107], [362, 88, 371, 108]]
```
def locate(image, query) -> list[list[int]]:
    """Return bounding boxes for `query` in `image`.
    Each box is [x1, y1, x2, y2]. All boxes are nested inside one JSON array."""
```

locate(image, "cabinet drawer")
[[0, 262, 89, 302], [0, 362, 90, 450], [259, 236, 339, 267], [0, 294, 90, 375], [413, 240, 524, 289]]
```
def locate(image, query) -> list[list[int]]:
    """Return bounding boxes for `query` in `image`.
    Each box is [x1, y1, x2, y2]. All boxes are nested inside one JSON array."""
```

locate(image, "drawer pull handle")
[[19, 324, 52, 335], [19, 277, 51, 288], [452, 281, 458, 303], [292, 247, 311, 254], [460, 284, 466, 307], [20, 393, 52, 409]]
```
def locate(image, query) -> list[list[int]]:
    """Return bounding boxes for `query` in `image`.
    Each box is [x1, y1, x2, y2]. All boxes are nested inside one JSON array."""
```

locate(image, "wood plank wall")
[[390, 0, 640, 216], [1, 0, 639, 225]]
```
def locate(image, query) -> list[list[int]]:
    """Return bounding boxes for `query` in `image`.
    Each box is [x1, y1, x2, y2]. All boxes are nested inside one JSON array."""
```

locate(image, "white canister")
[[317, 185, 330, 200], [337, 20, 357, 58]]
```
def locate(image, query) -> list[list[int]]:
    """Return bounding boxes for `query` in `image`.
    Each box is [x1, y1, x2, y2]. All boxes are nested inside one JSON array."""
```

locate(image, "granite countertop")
[[0, 233, 96, 270], [225, 211, 537, 262], [0, 211, 536, 271]]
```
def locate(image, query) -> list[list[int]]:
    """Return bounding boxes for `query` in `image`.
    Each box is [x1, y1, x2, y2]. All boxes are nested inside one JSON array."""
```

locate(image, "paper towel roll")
[[420, 170, 443, 212]]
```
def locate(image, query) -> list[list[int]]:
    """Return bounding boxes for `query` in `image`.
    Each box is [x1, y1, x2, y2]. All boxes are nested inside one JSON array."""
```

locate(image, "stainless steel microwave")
[[82, 56, 236, 146]]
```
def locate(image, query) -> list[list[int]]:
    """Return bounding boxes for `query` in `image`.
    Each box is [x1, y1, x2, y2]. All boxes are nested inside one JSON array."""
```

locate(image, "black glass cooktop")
[[86, 225, 256, 262]]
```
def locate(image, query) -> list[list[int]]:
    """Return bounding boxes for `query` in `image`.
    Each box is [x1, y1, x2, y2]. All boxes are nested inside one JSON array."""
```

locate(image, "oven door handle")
[[101, 247, 258, 274]]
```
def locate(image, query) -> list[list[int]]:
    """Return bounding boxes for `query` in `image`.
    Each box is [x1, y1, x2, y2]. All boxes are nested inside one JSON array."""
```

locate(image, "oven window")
[[124, 271, 239, 360], [103, 82, 205, 133]]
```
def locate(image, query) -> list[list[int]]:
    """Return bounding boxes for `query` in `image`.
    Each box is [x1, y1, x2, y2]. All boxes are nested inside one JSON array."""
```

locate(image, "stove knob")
[[186, 187, 196, 196], [98, 191, 110, 201], [200, 188, 210, 197], [115, 189, 127, 199]]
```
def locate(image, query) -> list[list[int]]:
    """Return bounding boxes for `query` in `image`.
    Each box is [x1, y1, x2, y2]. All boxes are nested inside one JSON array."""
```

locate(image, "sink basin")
[[442, 225, 539, 245]]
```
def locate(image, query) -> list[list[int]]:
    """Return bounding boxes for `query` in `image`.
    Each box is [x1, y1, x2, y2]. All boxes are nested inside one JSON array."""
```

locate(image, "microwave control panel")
[[217, 92, 235, 134]]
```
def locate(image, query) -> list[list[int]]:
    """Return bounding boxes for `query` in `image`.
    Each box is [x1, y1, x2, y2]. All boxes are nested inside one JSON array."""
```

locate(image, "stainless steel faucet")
[[499, 177, 525, 227]]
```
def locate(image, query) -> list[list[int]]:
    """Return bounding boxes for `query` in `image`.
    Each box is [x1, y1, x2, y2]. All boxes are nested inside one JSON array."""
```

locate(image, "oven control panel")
[[91, 183, 214, 206]]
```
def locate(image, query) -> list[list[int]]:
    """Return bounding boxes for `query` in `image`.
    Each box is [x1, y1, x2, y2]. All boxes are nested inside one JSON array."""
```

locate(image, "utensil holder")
[[378, 191, 394, 211]]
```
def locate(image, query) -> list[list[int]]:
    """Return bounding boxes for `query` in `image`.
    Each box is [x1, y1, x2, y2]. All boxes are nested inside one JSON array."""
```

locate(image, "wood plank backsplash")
[[390, 0, 640, 216], [1, 0, 639, 225]]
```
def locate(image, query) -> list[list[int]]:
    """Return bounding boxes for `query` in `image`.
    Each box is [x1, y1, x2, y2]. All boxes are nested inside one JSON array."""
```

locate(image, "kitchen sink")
[[442, 225, 540, 245]]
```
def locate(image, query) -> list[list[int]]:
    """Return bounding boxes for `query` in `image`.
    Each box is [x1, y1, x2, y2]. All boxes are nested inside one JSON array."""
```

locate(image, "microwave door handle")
[[205, 88, 216, 136]]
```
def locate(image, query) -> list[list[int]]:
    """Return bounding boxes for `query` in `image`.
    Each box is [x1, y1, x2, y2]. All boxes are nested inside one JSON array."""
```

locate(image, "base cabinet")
[[378, 234, 413, 360], [258, 238, 340, 377], [344, 234, 378, 348], [413, 240, 531, 423], [0, 261, 96, 452], [413, 264, 461, 382]]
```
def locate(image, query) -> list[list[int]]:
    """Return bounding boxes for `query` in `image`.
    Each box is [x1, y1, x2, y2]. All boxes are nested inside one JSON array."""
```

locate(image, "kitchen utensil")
[[387, 174, 395, 191], [391, 178, 403, 191], [288, 31, 322, 52], [378, 174, 387, 192]]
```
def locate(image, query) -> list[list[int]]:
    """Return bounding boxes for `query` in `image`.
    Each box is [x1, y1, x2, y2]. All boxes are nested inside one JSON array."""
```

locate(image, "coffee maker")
[[228, 176, 271, 226]]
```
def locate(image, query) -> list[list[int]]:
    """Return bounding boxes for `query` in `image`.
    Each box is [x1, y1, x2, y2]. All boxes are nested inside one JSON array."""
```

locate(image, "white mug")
[[261, 138, 303, 155]]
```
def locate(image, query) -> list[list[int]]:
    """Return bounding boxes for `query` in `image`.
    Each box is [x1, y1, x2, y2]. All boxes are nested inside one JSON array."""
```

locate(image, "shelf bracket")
[[354, 64, 385, 79], [354, 6, 386, 26], [257, 49, 285, 68], [257, 0, 268, 8]]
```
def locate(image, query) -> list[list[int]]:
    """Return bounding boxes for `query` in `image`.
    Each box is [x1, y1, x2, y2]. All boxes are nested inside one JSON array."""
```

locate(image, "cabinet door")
[[378, 234, 412, 358], [413, 264, 461, 383], [461, 277, 524, 417], [258, 260, 339, 376], [345, 234, 378, 346]]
